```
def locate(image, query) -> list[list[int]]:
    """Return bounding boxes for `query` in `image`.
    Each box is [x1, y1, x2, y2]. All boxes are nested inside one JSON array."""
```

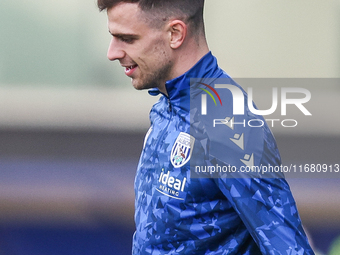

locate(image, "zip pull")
[[168, 98, 172, 112]]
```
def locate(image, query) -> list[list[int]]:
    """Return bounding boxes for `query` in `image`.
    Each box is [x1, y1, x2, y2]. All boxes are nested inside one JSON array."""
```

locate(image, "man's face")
[[107, 3, 173, 91]]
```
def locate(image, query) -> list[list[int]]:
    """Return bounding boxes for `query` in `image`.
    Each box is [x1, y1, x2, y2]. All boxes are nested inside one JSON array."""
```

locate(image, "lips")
[[124, 65, 138, 76]]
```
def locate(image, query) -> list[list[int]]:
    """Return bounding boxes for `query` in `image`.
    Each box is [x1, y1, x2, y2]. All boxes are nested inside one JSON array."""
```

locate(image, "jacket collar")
[[148, 51, 222, 101]]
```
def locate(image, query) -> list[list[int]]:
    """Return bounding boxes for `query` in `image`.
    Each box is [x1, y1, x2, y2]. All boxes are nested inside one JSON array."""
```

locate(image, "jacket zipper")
[[154, 97, 173, 152]]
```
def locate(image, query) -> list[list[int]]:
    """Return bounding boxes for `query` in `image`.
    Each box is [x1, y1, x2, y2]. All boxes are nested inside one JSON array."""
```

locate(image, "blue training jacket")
[[133, 52, 315, 254]]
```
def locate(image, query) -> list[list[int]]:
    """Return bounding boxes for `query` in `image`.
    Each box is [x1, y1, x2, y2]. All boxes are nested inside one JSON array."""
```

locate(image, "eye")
[[120, 37, 135, 44]]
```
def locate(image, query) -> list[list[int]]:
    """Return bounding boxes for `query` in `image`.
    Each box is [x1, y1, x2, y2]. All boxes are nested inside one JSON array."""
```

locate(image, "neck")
[[172, 37, 210, 80], [158, 36, 209, 96]]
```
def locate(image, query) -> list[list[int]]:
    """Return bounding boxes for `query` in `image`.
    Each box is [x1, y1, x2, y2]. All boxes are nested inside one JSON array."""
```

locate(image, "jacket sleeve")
[[208, 118, 315, 254], [215, 175, 315, 254]]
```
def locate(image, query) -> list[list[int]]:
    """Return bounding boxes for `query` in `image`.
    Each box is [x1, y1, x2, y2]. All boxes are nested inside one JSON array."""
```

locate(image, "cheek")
[[147, 36, 169, 56], [136, 37, 170, 68], [151, 46, 171, 67]]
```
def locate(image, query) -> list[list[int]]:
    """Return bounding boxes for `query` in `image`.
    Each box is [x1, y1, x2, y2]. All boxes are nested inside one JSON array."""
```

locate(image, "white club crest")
[[170, 132, 195, 168]]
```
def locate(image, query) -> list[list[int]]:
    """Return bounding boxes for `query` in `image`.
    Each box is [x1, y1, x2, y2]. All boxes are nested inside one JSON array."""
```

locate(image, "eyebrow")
[[109, 31, 140, 39]]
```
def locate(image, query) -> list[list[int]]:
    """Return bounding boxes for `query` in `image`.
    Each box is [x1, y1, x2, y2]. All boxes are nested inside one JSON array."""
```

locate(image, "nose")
[[107, 38, 125, 61]]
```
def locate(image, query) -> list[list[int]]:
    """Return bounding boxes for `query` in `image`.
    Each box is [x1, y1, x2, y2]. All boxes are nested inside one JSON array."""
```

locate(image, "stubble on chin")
[[132, 61, 173, 92], [131, 77, 156, 91]]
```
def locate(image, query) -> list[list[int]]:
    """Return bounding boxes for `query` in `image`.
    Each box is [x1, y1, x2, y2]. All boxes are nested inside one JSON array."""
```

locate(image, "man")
[[98, 0, 315, 254]]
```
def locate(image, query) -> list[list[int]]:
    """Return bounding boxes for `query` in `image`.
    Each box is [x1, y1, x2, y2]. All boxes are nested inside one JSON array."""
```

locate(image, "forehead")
[[107, 3, 150, 34]]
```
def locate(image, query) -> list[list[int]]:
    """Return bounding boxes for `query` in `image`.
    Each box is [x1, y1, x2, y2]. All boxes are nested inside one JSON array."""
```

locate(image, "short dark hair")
[[98, 0, 205, 35]]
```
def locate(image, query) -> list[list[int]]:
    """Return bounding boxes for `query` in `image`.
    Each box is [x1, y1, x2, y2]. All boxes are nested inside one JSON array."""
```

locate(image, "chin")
[[132, 82, 146, 91], [132, 80, 143, 90], [132, 79, 156, 91]]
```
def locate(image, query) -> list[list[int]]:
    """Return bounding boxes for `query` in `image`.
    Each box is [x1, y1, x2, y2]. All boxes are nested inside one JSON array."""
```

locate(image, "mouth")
[[124, 65, 138, 76]]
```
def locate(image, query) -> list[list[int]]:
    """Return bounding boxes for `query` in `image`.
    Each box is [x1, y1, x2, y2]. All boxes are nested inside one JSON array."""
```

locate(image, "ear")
[[168, 20, 187, 49]]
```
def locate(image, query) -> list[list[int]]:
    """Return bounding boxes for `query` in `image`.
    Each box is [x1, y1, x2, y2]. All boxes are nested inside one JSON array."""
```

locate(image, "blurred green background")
[[0, 0, 117, 87], [1, 0, 339, 88]]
